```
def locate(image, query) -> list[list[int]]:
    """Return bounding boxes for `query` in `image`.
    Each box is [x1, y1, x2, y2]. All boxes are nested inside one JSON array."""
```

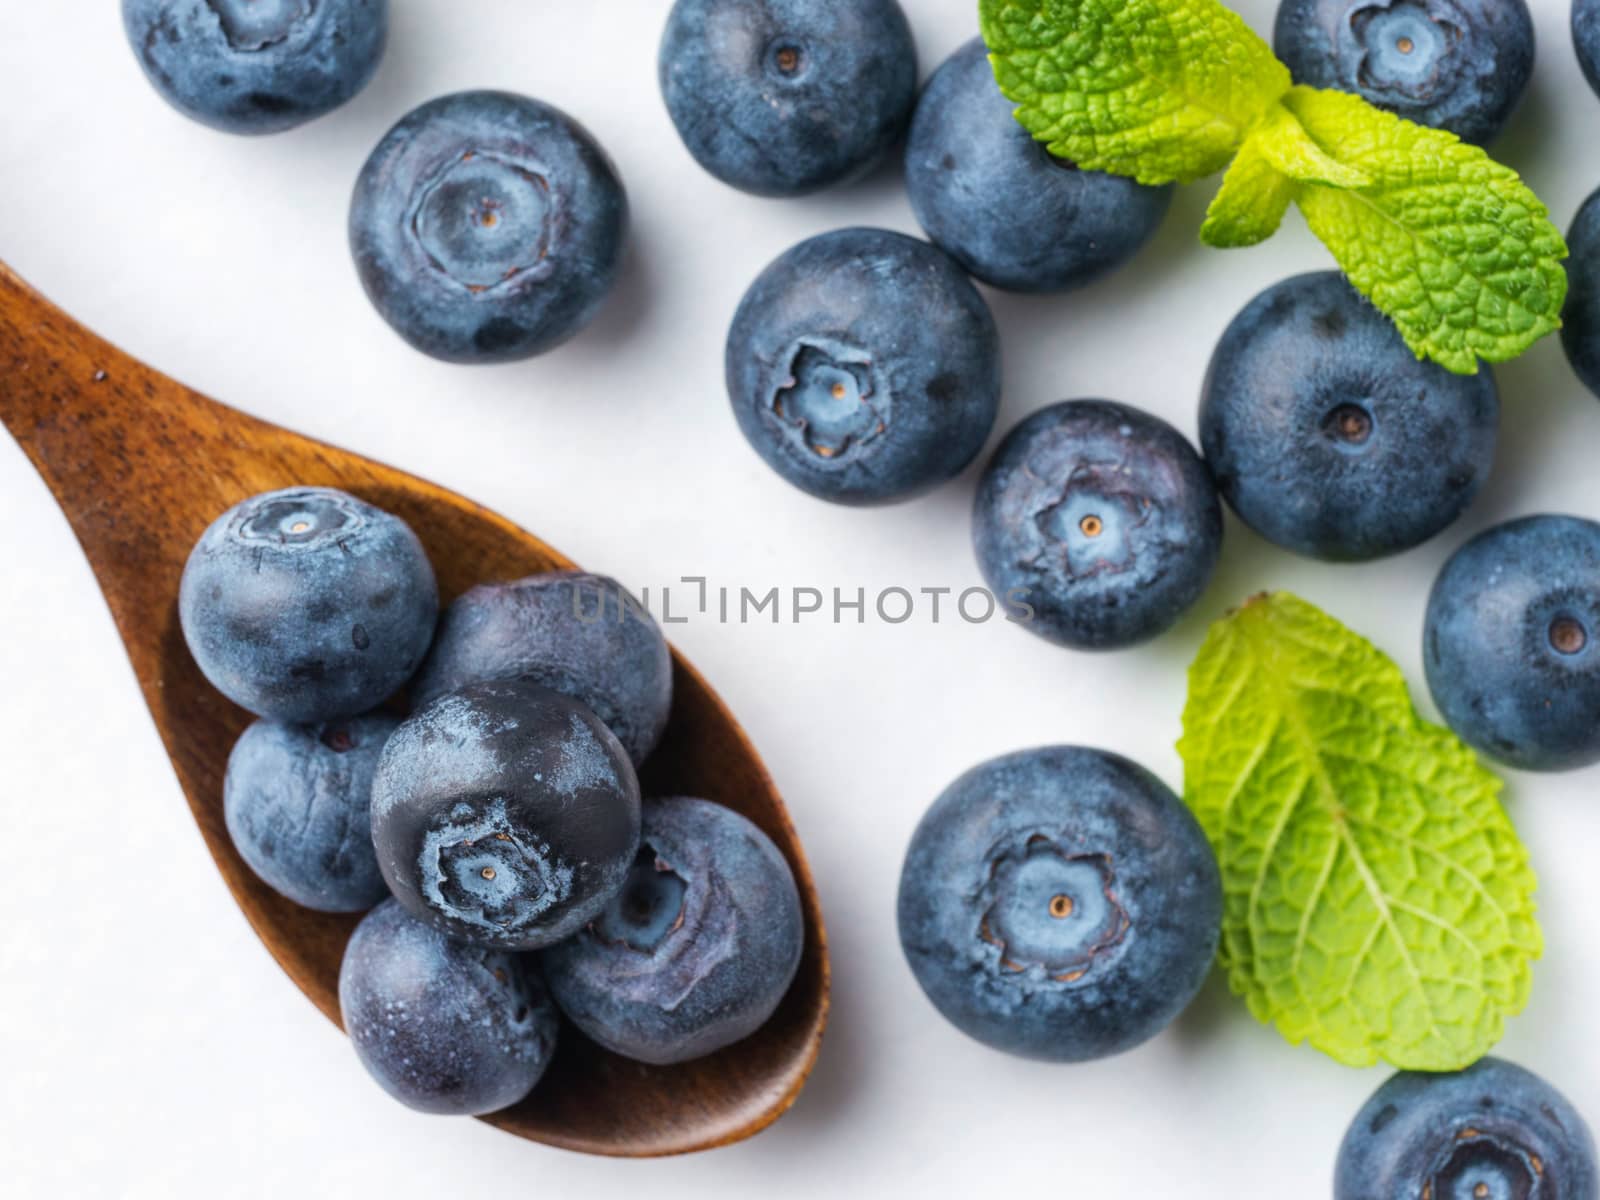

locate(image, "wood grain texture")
[[0, 261, 829, 1157]]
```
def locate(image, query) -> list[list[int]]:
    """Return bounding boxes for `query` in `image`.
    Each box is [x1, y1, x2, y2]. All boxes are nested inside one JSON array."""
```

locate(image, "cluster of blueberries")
[[122, 0, 1600, 1189], [179, 486, 804, 1115]]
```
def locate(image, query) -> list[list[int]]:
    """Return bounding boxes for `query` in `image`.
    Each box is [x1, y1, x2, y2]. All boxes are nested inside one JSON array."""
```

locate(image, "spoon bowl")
[[0, 262, 829, 1157]]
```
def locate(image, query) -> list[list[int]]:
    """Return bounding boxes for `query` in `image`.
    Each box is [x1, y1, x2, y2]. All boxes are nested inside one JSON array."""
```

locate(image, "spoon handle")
[[0, 263, 200, 646], [0, 262, 373, 645], [1, 259, 202, 477]]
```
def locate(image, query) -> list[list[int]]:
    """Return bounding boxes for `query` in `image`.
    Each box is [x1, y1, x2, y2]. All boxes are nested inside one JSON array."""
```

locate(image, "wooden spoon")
[[0, 261, 829, 1157]]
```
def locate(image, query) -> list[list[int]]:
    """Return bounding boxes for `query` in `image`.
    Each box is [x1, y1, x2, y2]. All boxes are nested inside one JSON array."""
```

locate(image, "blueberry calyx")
[[237, 491, 362, 545], [1549, 616, 1589, 656], [591, 847, 689, 953], [409, 150, 554, 295], [765, 39, 809, 81], [1323, 402, 1376, 448], [1427, 1127, 1538, 1199], [771, 342, 887, 460], [207, 0, 311, 53], [978, 836, 1132, 984], [1030, 465, 1150, 582], [1350, 1, 1464, 101], [421, 798, 576, 933]]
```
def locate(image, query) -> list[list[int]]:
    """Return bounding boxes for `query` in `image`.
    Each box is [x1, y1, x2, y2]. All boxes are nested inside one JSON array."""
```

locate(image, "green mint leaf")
[[1284, 86, 1567, 374], [1178, 593, 1541, 1071], [1202, 102, 1376, 249], [981, 0, 1568, 370], [1248, 101, 1370, 188], [979, 0, 1290, 185], [1201, 136, 1296, 248], [1199, 100, 1376, 249]]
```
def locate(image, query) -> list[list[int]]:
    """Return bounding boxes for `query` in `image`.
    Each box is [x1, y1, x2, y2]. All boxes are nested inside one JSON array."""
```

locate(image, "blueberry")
[[973, 400, 1222, 650], [543, 797, 804, 1065], [1562, 187, 1600, 401], [1201, 272, 1498, 562], [179, 487, 438, 723], [726, 228, 1000, 505], [1336, 1058, 1598, 1199], [371, 681, 640, 950], [1424, 515, 1600, 771], [338, 899, 559, 1116], [1578, 0, 1600, 99], [412, 573, 672, 767], [897, 747, 1221, 1062], [224, 713, 396, 912], [1273, 0, 1534, 145], [659, 0, 917, 197], [350, 91, 628, 364], [904, 38, 1172, 293], [122, 0, 387, 135]]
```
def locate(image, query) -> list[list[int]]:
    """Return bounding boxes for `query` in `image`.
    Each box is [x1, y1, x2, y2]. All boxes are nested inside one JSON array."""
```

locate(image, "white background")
[[3, 1, 1599, 1195]]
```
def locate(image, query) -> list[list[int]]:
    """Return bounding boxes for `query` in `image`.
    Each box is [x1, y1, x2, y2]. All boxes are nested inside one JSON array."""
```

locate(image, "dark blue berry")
[[122, 0, 387, 135], [1577, 0, 1600, 99], [1425, 515, 1600, 771], [543, 797, 804, 1065], [1336, 1058, 1598, 1199], [224, 713, 396, 912], [413, 573, 673, 766], [179, 487, 438, 724], [897, 747, 1221, 1062], [350, 91, 628, 364], [1201, 271, 1498, 562], [370, 681, 640, 950], [726, 228, 1000, 505], [973, 400, 1222, 650], [1562, 186, 1600, 402], [904, 38, 1171, 293], [659, 0, 917, 197], [1273, 0, 1534, 145], [339, 900, 559, 1116]]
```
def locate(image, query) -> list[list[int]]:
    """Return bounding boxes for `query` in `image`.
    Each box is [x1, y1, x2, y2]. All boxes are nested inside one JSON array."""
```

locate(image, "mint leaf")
[[1179, 593, 1541, 1071], [980, 0, 1569, 370], [1284, 87, 1567, 374], [979, 0, 1289, 185], [1202, 103, 1376, 249], [1201, 137, 1295, 248], [1248, 101, 1369, 188]]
